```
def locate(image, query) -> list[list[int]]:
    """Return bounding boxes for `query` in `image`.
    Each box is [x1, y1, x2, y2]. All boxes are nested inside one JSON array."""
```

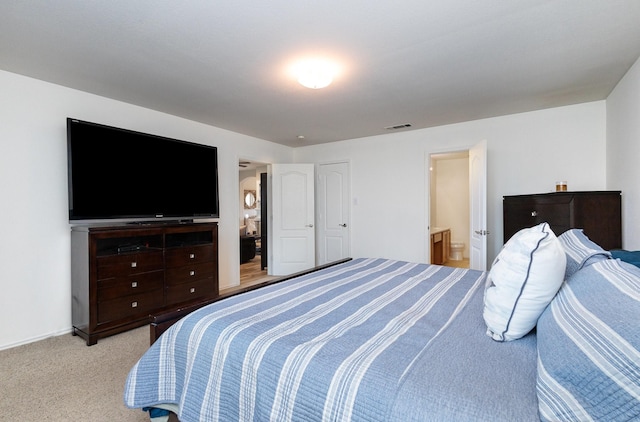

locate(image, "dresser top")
[[503, 190, 621, 199]]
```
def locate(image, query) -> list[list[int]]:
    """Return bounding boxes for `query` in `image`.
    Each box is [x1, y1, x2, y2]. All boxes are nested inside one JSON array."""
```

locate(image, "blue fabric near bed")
[[125, 258, 539, 421], [611, 249, 640, 268]]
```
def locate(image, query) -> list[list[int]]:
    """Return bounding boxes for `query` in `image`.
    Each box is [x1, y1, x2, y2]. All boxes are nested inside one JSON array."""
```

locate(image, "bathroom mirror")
[[244, 190, 257, 209]]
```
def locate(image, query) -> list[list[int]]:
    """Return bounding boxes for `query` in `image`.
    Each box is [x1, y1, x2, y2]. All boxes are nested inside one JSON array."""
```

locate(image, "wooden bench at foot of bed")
[[148, 258, 352, 345]]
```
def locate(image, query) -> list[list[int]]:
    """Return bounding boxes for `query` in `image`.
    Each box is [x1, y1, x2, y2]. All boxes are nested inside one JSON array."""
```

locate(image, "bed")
[[124, 224, 640, 421]]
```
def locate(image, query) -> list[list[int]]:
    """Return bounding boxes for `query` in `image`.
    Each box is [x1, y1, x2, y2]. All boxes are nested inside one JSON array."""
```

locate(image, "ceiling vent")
[[384, 123, 412, 130]]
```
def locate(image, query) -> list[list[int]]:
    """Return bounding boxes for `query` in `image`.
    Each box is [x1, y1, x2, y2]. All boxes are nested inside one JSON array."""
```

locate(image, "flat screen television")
[[67, 118, 219, 223]]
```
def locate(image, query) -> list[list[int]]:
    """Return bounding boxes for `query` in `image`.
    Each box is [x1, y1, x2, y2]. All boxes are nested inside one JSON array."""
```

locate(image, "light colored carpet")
[[0, 326, 174, 421]]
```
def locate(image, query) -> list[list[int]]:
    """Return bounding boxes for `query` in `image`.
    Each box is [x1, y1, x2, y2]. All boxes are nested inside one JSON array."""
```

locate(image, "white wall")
[[2, 65, 626, 350], [607, 56, 640, 250], [295, 101, 607, 265], [0, 70, 292, 350]]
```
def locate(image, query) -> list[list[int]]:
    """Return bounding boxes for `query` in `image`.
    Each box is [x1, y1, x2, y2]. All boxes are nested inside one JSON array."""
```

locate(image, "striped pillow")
[[557, 229, 611, 279], [536, 259, 640, 421]]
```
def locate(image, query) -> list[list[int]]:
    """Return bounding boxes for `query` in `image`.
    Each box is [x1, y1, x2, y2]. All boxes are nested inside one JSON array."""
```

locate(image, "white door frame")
[[469, 140, 488, 270]]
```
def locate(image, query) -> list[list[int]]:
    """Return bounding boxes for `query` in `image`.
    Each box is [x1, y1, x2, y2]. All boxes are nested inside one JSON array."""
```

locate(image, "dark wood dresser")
[[71, 222, 218, 345], [503, 191, 621, 250]]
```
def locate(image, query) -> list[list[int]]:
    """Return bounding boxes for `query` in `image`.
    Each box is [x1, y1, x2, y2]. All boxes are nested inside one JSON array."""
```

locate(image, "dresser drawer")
[[503, 191, 621, 249], [98, 288, 164, 323], [504, 196, 572, 241], [165, 262, 214, 286], [165, 245, 214, 268], [97, 251, 164, 279], [166, 278, 215, 305], [98, 271, 164, 301], [535, 202, 571, 236]]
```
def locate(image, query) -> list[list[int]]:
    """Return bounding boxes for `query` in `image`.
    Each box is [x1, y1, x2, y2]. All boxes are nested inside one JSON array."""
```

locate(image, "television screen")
[[67, 118, 219, 222]]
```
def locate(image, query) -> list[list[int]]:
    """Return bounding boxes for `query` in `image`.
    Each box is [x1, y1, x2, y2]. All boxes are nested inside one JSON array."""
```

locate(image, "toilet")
[[450, 242, 465, 261]]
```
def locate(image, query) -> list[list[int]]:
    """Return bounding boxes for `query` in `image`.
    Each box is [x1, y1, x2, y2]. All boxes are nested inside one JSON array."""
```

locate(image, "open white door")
[[317, 161, 350, 265], [268, 164, 315, 275], [469, 140, 488, 270]]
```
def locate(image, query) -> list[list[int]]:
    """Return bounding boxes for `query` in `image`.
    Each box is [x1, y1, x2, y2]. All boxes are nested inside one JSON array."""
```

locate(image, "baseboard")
[[0, 327, 74, 351]]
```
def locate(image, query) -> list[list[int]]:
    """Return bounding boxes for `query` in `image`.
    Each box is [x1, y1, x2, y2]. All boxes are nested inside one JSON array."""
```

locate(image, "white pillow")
[[483, 222, 566, 341]]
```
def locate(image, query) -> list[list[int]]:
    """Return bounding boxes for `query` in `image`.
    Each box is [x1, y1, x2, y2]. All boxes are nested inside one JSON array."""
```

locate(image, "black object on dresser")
[[503, 191, 621, 250], [71, 222, 218, 345]]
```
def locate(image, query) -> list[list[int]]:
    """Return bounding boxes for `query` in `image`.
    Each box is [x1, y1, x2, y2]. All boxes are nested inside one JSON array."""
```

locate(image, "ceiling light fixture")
[[294, 59, 338, 89]]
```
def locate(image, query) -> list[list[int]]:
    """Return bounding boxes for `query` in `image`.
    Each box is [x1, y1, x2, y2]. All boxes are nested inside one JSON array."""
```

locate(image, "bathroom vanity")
[[430, 227, 451, 265]]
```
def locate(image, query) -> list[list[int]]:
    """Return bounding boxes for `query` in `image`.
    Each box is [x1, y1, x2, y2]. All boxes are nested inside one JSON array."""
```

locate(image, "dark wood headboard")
[[148, 258, 352, 345]]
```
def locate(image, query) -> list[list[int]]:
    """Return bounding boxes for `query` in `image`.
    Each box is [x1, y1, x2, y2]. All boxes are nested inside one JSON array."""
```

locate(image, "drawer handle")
[[131, 301, 138, 308], [531, 211, 538, 217], [131, 261, 137, 268], [190, 270, 196, 276], [189, 253, 195, 259], [190, 287, 196, 293], [131, 281, 138, 288]]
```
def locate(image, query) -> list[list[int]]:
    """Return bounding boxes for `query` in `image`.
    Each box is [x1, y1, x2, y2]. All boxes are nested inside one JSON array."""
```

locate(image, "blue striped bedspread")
[[124, 258, 540, 421]]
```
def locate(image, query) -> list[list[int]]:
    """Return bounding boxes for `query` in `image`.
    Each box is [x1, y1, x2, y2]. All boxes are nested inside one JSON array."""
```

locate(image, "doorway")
[[238, 159, 273, 287], [428, 141, 487, 271], [430, 151, 470, 269]]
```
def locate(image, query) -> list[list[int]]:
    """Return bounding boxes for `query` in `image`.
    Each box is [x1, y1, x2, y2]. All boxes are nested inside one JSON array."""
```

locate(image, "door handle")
[[306, 224, 314, 228], [475, 230, 490, 235], [339, 223, 347, 227]]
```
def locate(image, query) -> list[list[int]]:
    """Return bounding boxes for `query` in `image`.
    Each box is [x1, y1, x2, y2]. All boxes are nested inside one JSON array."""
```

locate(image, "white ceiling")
[[2, 1, 640, 147]]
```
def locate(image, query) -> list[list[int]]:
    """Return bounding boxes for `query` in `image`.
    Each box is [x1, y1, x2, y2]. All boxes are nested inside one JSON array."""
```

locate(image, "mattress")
[[124, 258, 539, 421]]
